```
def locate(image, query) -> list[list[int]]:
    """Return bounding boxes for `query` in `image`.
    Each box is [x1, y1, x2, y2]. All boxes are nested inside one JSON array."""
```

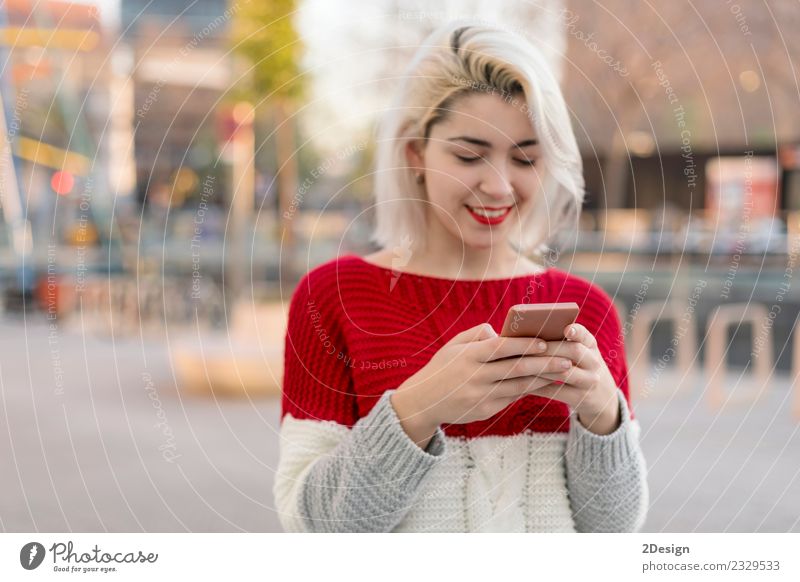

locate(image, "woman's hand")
[[391, 322, 572, 430], [529, 323, 622, 435]]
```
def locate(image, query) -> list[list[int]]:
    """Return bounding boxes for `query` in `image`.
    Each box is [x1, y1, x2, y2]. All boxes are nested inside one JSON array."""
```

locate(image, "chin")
[[462, 236, 510, 251]]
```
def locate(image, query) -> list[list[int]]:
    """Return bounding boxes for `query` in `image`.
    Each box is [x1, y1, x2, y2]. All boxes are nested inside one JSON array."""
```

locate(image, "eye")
[[454, 154, 481, 163], [513, 158, 537, 167]]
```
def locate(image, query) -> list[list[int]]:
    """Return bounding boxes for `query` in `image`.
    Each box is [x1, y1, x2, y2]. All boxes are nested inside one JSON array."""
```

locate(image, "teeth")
[[468, 206, 510, 218]]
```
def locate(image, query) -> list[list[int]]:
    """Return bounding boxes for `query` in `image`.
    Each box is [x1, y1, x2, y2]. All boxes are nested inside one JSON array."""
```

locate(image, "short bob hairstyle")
[[370, 19, 585, 261]]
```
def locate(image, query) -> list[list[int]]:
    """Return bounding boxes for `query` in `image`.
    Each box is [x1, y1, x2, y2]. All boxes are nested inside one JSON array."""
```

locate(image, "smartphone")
[[500, 302, 580, 340]]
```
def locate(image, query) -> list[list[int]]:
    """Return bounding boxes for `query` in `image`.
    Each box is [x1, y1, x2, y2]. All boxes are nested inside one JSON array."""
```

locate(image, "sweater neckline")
[[347, 254, 552, 284]]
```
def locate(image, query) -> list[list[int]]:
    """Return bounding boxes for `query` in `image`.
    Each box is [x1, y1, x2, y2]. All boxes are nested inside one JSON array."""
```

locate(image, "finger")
[[475, 336, 548, 362], [535, 365, 589, 387], [498, 381, 561, 403], [486, 354, 574, 381], [489, 374, 558, 400], [494, 394, 522, 409], [535, 381, 599, 414], [519, 381, 560, 397], [564, 323, 597, 349], [538, 341, 594, 369], [526, 383, 572, 406], [450, 323, 497, 345]]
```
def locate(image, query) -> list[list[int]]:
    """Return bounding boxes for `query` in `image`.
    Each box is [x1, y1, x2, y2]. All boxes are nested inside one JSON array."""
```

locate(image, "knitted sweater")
[[273, 254, 649, 532]]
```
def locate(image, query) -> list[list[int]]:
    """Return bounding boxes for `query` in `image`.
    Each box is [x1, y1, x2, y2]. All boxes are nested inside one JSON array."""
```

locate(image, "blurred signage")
[[216, 102, 254, 166], [136, 49, 230, 89], [705, 154, 779, 231], [1, 0, 100, 51], [778, 144, 800, 170]]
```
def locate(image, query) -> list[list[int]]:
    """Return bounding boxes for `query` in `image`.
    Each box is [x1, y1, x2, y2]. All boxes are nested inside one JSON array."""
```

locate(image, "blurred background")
[[0, 0, 798, 532]]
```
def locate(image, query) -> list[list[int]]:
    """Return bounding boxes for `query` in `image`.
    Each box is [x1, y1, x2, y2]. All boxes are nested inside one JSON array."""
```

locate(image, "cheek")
[[513, 195, 537, 224], [515, 175, 543, 205], [427, 152, 477, 188]]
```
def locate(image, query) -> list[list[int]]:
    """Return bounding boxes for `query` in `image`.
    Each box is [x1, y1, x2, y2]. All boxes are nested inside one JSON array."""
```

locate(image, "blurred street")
[[1, 317, 797, 533], [0, 317, 282, 532]]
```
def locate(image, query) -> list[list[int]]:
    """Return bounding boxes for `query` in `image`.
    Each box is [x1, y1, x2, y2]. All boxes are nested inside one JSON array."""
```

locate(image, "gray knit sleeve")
[[298, 389, 448, 532], [565, 389, 649, 532]]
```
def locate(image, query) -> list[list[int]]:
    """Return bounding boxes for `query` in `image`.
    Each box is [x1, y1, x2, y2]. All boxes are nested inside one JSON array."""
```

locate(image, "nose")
[[477, 163, 514, 201]]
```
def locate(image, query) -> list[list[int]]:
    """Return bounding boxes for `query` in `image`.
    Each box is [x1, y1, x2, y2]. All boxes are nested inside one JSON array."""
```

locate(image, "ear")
[[405, 138, 425, 172]]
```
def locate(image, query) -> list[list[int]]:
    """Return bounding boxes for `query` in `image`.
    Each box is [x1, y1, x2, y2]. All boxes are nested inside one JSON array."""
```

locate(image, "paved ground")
[[0, 317, 798, 532]]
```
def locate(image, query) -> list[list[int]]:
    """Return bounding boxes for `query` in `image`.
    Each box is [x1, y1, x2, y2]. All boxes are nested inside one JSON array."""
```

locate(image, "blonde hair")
[[370, 19, 584, 261]]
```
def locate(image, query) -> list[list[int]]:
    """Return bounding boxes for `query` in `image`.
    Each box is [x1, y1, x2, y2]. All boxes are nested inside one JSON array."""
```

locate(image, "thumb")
[[450, 322, 497, 344]]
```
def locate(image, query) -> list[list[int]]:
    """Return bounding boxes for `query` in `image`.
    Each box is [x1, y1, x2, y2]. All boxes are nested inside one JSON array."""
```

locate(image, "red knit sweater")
[[281, 254, 633, 438]]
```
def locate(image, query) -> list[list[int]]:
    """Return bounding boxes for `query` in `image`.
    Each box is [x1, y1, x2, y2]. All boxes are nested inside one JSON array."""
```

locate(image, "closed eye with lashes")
[[454, 154, 537, 166]]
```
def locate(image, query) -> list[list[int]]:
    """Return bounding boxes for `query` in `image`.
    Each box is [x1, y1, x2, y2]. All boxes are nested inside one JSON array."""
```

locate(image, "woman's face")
[[408, 91, 542, 251]]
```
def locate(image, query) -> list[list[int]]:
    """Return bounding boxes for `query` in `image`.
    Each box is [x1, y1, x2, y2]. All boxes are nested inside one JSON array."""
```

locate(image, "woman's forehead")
[[433, 104, 538, 147], [437, 92, 534, 130]]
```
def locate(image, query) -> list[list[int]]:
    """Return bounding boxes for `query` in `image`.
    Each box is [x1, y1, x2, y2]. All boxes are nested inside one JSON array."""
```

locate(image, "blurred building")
[[120, 0, 232, 206], [0, 0, 135, 288], [562, 0, 800, 219]]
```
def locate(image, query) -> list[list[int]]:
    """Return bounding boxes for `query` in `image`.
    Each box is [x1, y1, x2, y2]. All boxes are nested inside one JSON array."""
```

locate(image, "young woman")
[[274, 20, 648, 533]]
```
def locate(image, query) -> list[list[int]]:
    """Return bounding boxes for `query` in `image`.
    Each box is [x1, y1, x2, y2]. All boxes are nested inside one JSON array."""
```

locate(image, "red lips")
[[465, 205, 513, 225]]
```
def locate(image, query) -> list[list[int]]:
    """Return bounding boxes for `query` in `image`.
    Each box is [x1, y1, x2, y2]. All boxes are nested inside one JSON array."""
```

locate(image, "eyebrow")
[[447, 136, 539, 148]]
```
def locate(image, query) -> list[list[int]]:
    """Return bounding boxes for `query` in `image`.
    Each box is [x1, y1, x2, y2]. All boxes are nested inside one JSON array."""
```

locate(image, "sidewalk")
[[634, 366, 799, 532]]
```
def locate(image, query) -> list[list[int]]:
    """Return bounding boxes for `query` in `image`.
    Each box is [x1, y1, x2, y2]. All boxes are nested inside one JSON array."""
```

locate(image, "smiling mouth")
[[464, 204, 513, 224]]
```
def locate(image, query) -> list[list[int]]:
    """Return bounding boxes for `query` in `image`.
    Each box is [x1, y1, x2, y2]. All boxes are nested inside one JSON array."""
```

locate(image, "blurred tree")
[[230, 0, 306, 249]]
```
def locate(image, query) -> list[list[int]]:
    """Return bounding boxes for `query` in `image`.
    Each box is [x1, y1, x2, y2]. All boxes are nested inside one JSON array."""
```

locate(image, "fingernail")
[[561, 360, 571, 369], [537, 341, 546, 350], [568, 327, 576, 337]]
